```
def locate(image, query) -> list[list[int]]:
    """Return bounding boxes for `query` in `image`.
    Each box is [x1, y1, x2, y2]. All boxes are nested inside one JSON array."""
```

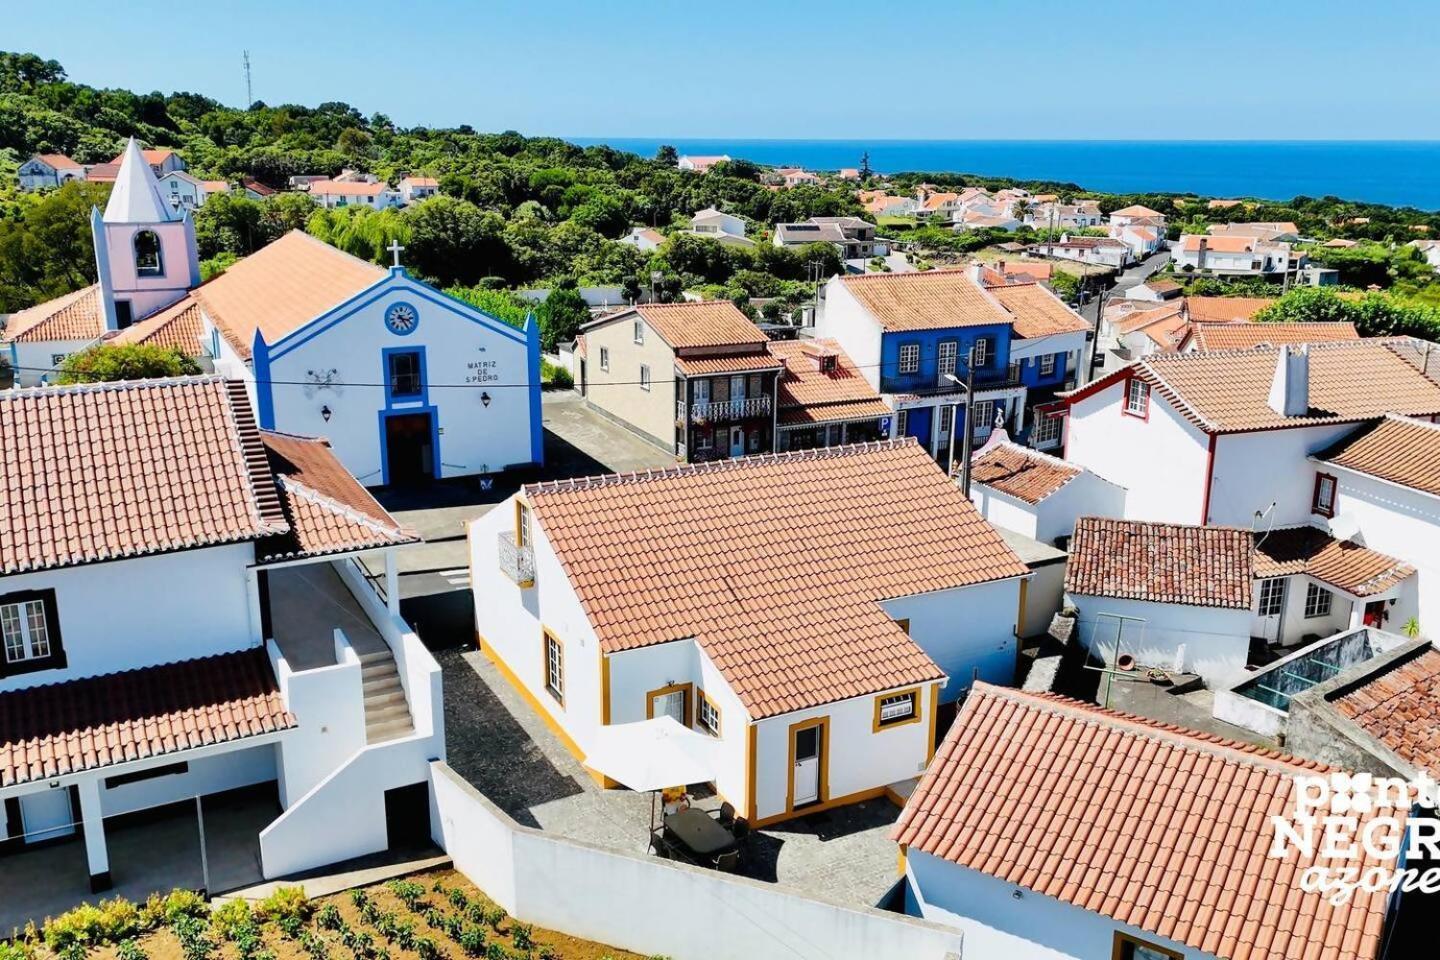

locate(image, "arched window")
[[133, 230, 163, 277]]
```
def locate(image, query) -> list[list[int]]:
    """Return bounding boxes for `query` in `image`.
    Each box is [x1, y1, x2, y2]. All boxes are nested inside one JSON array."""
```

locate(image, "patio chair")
[[718, 801, 736, 827], [731, 817, 750, 844], [714, 850, 740, 873]]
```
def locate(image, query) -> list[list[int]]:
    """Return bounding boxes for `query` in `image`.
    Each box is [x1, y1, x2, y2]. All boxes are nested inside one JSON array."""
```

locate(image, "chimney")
[[1267, 344, 1310, 417], [967, 260, 987, 285]]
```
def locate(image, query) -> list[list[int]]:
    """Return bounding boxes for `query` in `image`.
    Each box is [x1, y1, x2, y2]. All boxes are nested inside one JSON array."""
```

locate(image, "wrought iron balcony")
[[497, 533, 535, 587], [687, 395, 771, 423]]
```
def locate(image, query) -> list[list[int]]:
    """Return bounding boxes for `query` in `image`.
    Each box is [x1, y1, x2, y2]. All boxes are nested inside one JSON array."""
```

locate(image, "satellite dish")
[[1328, 512, 1362, 544]]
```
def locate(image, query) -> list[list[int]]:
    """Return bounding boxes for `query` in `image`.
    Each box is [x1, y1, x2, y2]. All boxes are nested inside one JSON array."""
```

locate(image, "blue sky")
[[9, 0, 1439, 139]]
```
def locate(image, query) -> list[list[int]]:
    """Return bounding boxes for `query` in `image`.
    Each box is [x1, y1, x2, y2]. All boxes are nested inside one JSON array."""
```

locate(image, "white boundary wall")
[[430, 762, 966, 960]]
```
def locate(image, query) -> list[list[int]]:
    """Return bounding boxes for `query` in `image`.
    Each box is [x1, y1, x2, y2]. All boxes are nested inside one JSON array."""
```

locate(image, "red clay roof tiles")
[[0, 649, 294, 788], [1066, 518, 1253, 608], [1190, 322, 1359, 352], [525, 440, 1027, 717], [985, 281, 1090, 339], [0, 378, 288, 575], [1253, 527, 1414, 598], [893, 683, 1400, 960], [2, 284, 104, 344], [1332, 645, 1440, 778], [970, 441, 1082, 504], [1316, 415, 1440, 498], [109, 296, 205, 354], [838, 269, 1014, 332], [630, 301, 768, 350], [769, 338, 890, 425]]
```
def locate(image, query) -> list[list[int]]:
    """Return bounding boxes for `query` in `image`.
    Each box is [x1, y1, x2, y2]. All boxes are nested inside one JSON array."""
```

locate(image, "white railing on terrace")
[[497, 533, 535, 586], [687, 395, 771, 423]]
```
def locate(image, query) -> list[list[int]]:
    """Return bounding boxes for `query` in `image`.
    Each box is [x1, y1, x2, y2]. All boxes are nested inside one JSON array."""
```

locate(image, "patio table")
[[663, 808, 736, 859]]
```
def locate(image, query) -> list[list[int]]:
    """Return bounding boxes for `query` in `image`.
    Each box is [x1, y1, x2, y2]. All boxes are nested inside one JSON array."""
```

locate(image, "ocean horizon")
[[567, 138, 1440, 211]]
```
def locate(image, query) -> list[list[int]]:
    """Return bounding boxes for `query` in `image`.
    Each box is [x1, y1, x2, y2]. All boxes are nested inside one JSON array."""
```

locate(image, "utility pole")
[[955, 349, 978, 496], [243, 51, 253, 108]]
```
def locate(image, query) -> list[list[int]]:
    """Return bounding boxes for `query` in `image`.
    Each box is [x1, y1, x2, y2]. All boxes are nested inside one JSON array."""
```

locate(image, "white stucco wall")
[[1069, 593, 1251, 685], [1207, 425, 1354, 526], [98, 743, 279, 818], [264, 272, 538, 486], [815, 279, 883, 391], [1065, 381, 1211, 524], [0, 543, 256, 694], [267, 629, 367, 805], [971, 486, 1040, 540], [906, 850, 1215, 960], [881, 578, 1023, 701], [8, 338, 96, 385], [1326, 468, 1440, 635], [1039, 471, 1128, 543]]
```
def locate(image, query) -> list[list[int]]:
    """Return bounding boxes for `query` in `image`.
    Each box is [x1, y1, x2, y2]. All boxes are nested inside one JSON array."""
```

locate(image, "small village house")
[[0, 376, 443, 892], [467, 440, 1030, 826], [773, 216, 886, 260], [687, 207, 755, 247], [968, 439, 1126, 546], [1173, 234, 1302, 276], [893, 683, 1406, 960], [1028, 235, 1131, 268], [307, 179, 403, 209], [398, 175, 439, 204], [17, 153, 87, 190], [676, 154, 731, 173], [768, 338, 892, 452]]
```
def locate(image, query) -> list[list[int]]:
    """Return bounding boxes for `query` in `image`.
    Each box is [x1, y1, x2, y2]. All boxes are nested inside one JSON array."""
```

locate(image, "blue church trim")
[[525, 313, 544, 466], [377, 405, 441, 487], [380, 345, 429, 408], [252, 331, 276, 430]]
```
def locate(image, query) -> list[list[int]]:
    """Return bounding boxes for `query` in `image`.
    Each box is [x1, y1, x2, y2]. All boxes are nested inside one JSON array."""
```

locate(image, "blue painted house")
[[816, 267, 1089, 461]]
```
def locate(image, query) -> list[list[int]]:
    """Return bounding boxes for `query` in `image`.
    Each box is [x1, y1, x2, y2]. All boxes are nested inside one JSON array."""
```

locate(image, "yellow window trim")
[[696, 688, 722, 737], [1111, 932, 1182, 960], [873, 686, 922, 733], [645, 681, 693, 727], [541, 626, 564, 707]]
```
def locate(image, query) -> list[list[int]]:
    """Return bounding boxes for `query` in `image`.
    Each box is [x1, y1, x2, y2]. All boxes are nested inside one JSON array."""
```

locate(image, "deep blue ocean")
[[567, 139, 1440, 211]]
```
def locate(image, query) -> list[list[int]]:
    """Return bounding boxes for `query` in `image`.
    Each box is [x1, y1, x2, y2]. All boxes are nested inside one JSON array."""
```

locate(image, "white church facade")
[[2, 138, 542, 486]]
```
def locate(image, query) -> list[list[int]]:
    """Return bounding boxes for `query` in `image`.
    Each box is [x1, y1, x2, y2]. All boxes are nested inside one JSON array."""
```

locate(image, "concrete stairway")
[[361, 649, 413, 743]]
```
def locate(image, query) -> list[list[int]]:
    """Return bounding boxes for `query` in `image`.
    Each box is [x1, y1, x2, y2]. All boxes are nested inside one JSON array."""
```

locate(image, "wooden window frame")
[[1123, 378, 1151, 420], [542, 628, 565, 705], [696, 689, 722, 737], [0, 588, 66, 679], [1111, 931, 1183, 960], [1312, 472, 1337, 518], [873, 687, 921, 732], [645, 682, 693, 727], [514, 500, 532, 548]]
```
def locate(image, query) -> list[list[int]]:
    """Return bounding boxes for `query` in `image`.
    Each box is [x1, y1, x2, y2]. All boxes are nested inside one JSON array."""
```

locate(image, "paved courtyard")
[[441, 647, 904, 909]]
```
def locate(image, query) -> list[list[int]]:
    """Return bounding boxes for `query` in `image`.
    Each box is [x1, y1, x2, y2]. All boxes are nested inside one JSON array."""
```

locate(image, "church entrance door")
[[384, 412, 435, 485]]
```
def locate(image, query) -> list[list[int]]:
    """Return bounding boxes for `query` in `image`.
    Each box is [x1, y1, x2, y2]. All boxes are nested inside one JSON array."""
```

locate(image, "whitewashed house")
[[618, 226, 665, 251], [157, 171, 232, 211], [0, 376, 443, 891], [1173, 234, 1300, 276], [111, 146, 185, 177], [467, 441, 1029, 826], [308, 180, 403, 209], [687, 207, 754, 247], [1029, 235, 1131, 268], [1062, 340, 1440, 526], [893, 683, 1403, 960], [677, 154, 730, 173], [398, 176, 439, 204], [1024, 200, 1103, 230], [968, 439, 1126, 545], [18, 153, 86, 190]]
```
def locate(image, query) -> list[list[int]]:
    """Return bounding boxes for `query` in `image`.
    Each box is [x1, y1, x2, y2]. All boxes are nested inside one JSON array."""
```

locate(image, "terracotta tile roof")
[[1115, 303, 1185, 336], [1181, 234, 1265, 253], [0, 377, 288, 575], [525, 441, 1027, 717], [308, 179, 389, 196], [1110, 204, 1164, 218], [769, 339, 889, 425], [109, 296, 204, 354], [84, 163, 119, 182], [258, 432, 418, 562], [242, 179, 276, 196], [111, 148, 178, 166], [838, 269, 1014, 332], [985, 281, 1089, 339], [0, 649, 294, 788], [626, 301, 767, 351], [1253, 527, 1414, 598], [197, 230, 386, 358], [1190, 321, 1358, 351], [401, 176, 439, 187], [1071, 340, 1440, 433], [1183, 296, 1278, 322], [2, 284, 104, 344], [1142, 278, 1182, 293], [1315, 415, 1440, 497], [922, 192, 959, 210], [992, 260, 1053, 282], [970, 441, 1082, 504], [1066, 517, 1253, 608], [1332, 645, 1440, 778], [36, 153, 82, 170], [893, 683, 1399, 960], [672, 351, 781, 376]]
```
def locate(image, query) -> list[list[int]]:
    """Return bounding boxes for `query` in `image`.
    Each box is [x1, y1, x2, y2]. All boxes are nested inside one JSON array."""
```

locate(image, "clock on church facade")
[[384, 301, 419, 335]]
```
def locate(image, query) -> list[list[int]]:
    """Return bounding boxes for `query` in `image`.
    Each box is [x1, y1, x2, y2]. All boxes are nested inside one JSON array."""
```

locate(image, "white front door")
[[20, 787, 75, 844], [653, 689, 686, 726], [729, 427, 745, 458], [792, 725, 822, 807]]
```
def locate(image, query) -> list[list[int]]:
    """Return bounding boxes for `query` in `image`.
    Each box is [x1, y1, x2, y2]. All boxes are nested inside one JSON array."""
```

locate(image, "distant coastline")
[[568, 138, 1440, 210]]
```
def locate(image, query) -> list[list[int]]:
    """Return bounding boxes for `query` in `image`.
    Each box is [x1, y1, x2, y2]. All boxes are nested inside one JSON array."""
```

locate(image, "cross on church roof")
[[387, 240, 405, 268]]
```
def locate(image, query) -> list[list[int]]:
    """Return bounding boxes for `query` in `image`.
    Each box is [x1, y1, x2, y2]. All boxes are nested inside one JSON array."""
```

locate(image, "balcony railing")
[[498, 533, 535, 587], [686, 395, 771, 423]]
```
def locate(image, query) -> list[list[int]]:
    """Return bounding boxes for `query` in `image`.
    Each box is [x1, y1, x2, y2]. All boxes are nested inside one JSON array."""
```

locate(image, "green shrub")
[[483, 945, 507, 960], [510, 923, 533, 951], [349, 890, 370, 910], [457, 927, 486, 957], [482, 907, 506, 932], [255, 887, 311, 925], [163, 890, 209, 926], [414, 936, 441, 960], [447, 889, 469, 912], [0, 940, 36, 960], [171, 916, 215, 960], [316, 905, 344, 932], [115, 939, 148, 960], [210, 900, 254, 941]]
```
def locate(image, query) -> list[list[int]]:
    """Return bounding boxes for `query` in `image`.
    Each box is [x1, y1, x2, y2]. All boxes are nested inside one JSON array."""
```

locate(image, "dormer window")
[[133, 230, 163, 277]]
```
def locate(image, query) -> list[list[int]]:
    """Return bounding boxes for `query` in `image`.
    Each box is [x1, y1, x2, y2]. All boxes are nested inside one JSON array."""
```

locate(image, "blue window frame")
[[386, 349, 423, 400]]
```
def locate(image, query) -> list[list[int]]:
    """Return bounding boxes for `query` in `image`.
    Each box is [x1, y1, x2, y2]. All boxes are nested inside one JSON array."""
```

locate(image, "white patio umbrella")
[[584, 716, 722, 856], [583, 715, 719, 792]]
